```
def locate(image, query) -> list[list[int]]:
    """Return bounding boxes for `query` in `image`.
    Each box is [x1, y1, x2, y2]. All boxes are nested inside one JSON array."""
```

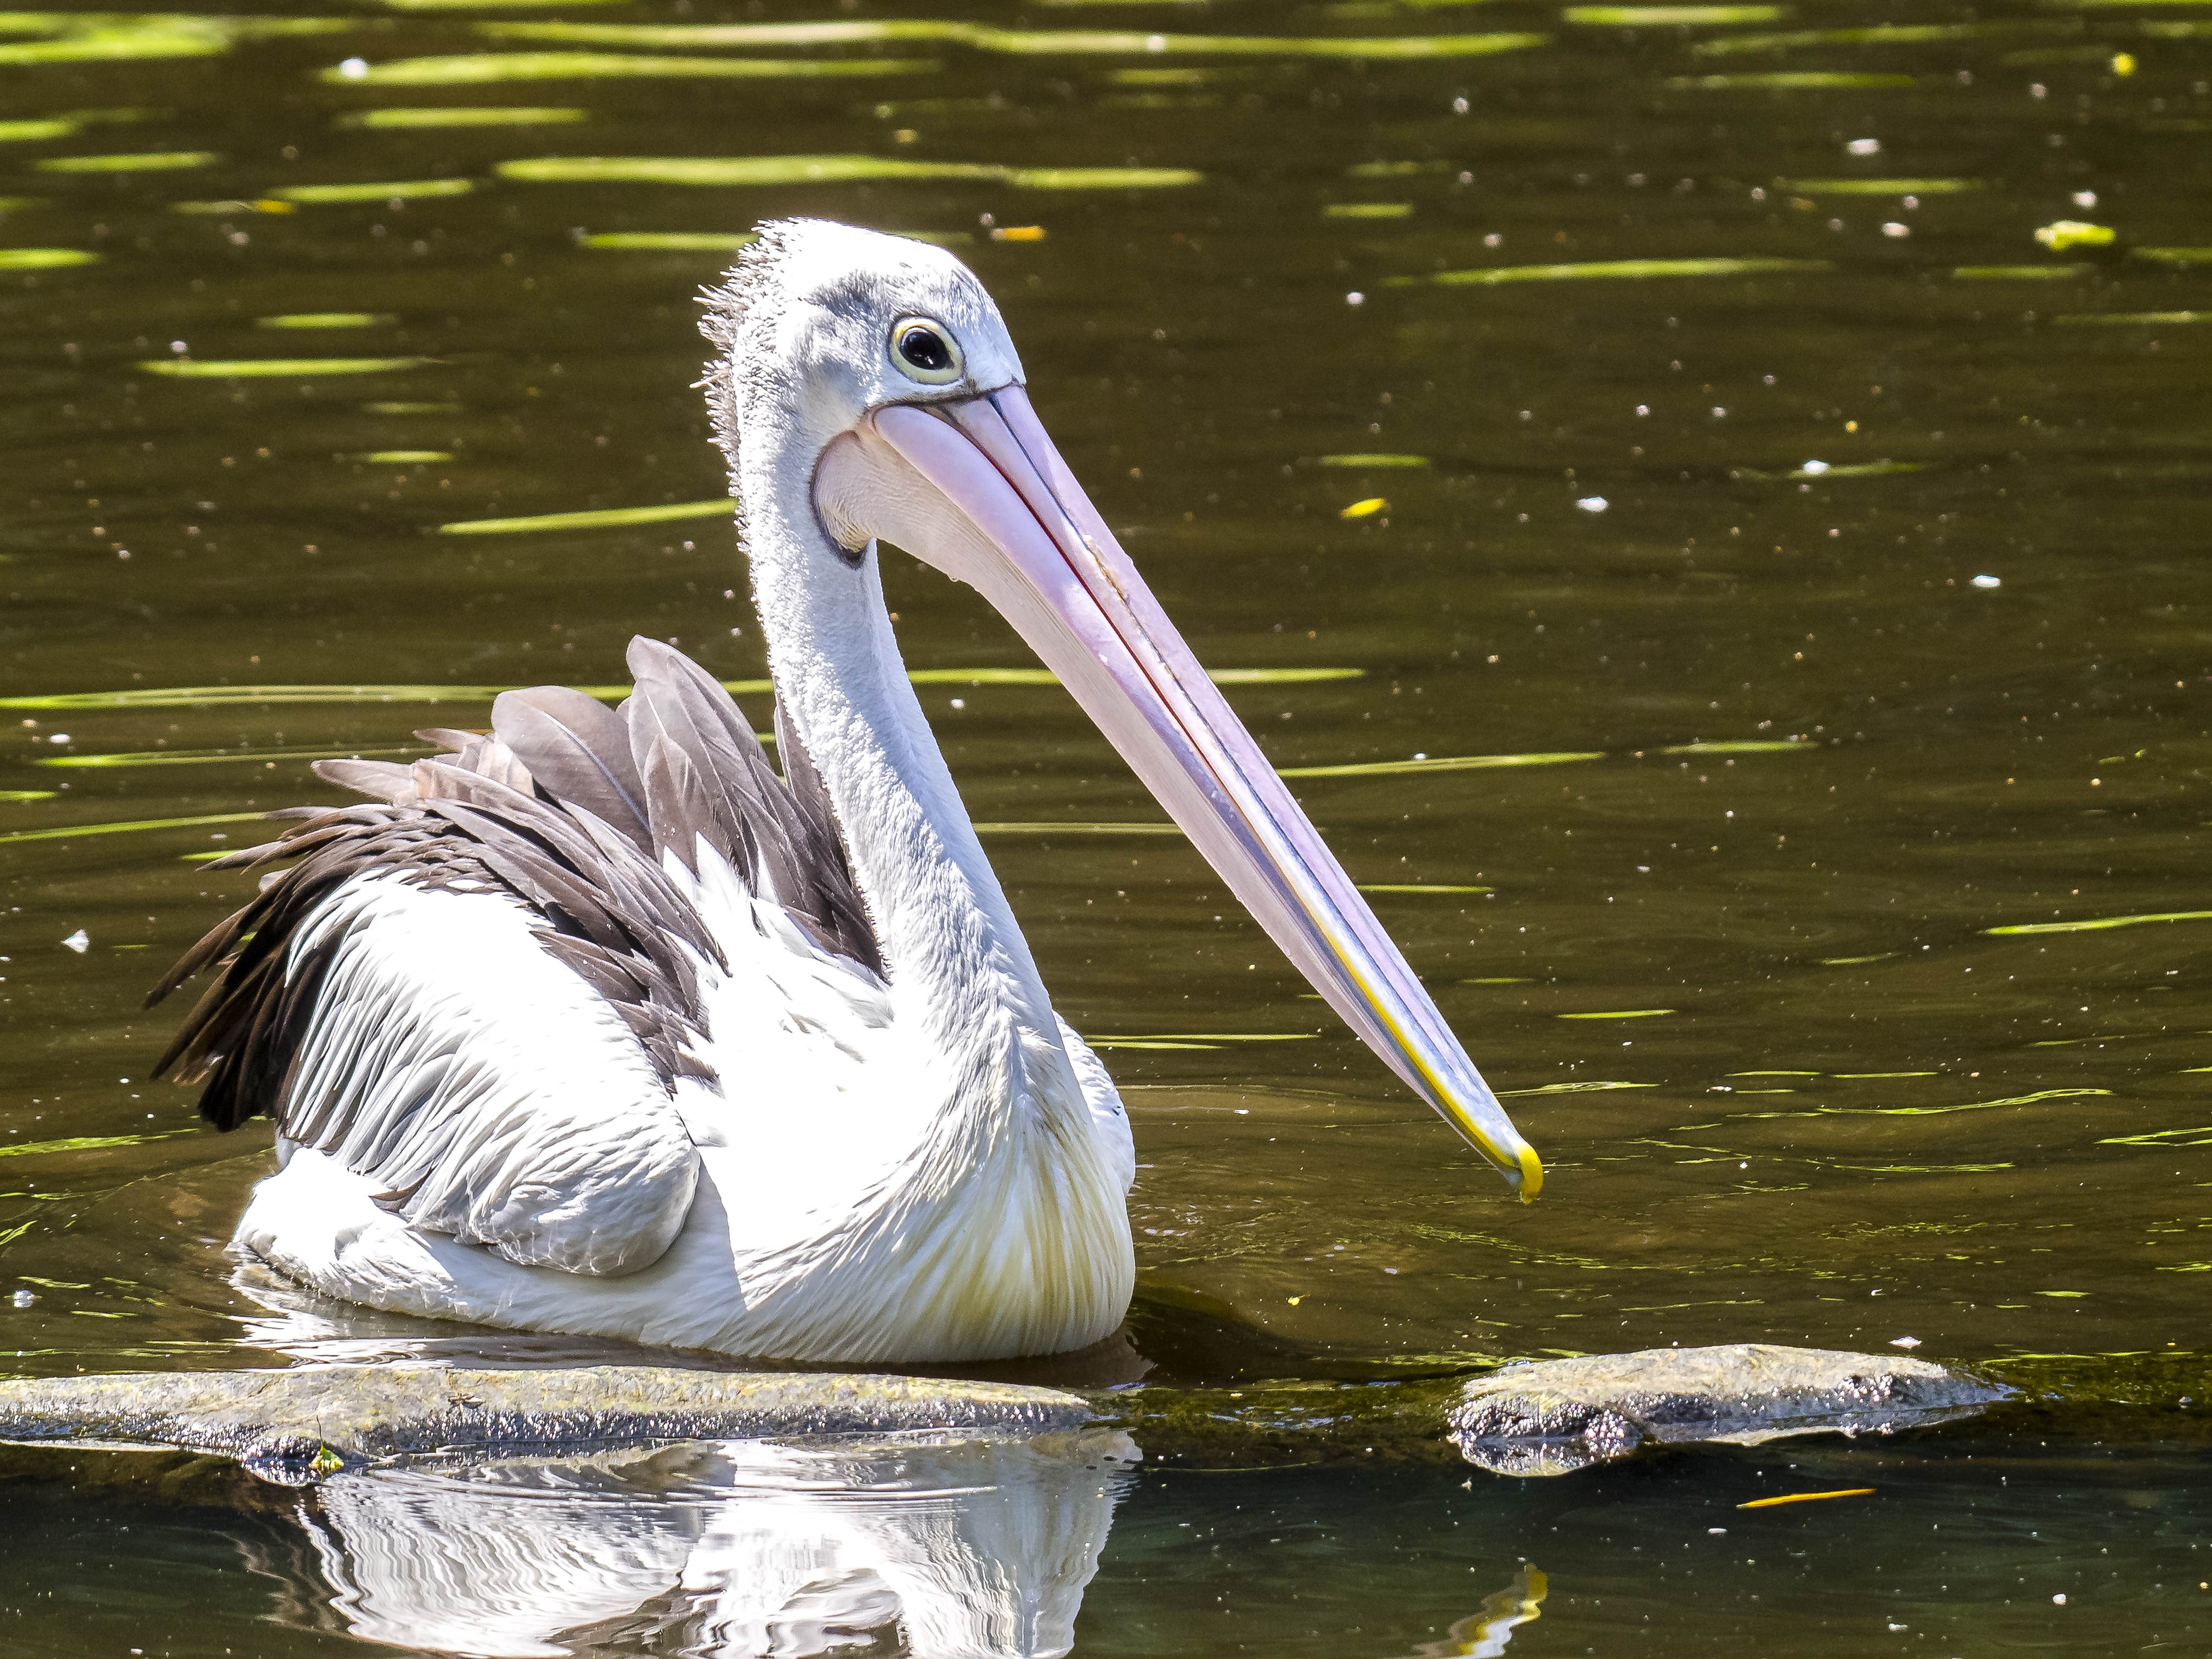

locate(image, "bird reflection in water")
[[242, 1427, 1138, 1658], [1396, 1566, 1548, 1659]]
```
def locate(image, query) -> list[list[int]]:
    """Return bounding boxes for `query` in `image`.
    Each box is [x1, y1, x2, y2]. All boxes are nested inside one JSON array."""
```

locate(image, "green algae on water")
[[342, 106, 589, 128], [256, 313, 394, 329], [0, 118, 76, 142], [323, 54, 943, 86], [0, 665, 1355, 712], [1953, 264, 2090, 280], [497, 155, 1203, 190], [1498, 1079, 1654, 1094], [1666, 71, 1920, 87], [1780, 177, 1980, 195], [272, 179, 477, 204], [973, 821, 1184, 836], [33, 151, 215, 173], [138, 357, 432, 377], [1660, 739, 1813, 754], [0, 811, 268, 845], [2055, 312, 2209, 326], [1357, 883, 1492, 893], [0, 248, 97, 269], [580, 231, 758, 251], [1565, 6, 1788, 23], [1280, 751, 1604, 777], [440, 498, 735, 534], [1988, 908, 2212, 936], [1817, 1087, 2113, 1118], [475, 20, 1554, 60], [1392, 257, 1830, 286], [40, 744, 421, 770]]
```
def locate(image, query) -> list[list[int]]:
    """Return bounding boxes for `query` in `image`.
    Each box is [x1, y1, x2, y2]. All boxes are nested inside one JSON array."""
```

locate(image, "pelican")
[[150, 220, 1542, 1364]]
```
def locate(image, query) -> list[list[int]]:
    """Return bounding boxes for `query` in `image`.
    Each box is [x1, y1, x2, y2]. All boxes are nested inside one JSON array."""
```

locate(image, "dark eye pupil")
[[900, 326, 952, 372]]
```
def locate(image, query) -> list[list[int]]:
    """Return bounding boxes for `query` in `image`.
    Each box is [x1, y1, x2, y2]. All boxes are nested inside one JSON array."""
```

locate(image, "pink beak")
[[814, 385, 1542, 1198]]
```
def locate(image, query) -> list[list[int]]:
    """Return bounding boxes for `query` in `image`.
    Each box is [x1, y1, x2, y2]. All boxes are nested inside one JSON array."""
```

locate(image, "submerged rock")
[[0, 1364, 1092, 1479], [1448, 1343, 2014, 1476]]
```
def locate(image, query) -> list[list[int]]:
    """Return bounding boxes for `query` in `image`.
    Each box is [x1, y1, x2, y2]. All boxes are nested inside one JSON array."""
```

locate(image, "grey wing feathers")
[[622, 637, 879, 972], [148, 637, 884, 1274]]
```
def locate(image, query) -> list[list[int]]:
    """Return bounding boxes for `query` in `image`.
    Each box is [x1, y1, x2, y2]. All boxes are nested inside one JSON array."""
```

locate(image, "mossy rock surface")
[[0, 1364, 1092, 1479], [1449, 1343, 2014, 1476]]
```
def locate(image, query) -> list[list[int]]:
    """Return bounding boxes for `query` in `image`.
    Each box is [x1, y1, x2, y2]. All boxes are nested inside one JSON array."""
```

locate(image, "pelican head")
[[705, 219, 1543, 1199]]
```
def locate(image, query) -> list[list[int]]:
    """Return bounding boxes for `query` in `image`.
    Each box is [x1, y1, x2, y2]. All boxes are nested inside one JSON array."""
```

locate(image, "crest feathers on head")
[[697, 218, 818, 468]]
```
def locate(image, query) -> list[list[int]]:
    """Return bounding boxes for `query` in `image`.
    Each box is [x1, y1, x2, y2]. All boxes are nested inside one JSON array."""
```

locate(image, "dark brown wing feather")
[[153, 639, 883, 1137], [491, 684, 652, 852]]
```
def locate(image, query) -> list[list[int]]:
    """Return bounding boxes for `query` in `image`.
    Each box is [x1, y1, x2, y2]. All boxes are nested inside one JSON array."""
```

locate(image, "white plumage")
[[153, 218, 1539, 1364]]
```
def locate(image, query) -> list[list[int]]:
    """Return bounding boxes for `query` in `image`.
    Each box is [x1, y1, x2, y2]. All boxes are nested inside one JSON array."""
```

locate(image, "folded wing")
[[148, 640, 884, 1277]]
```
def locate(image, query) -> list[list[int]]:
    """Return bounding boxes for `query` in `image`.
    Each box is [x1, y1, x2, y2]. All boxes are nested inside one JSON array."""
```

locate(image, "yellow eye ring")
[[889, 317, 963, 385]]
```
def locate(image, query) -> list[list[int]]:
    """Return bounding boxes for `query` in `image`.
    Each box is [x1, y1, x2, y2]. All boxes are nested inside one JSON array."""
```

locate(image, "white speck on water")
[[1453, 96, 1470, 115], [61, 930, 88, 953], [47, 732, 69, 744], [1710, 406, 1728, 419], [1576, 496, 1609, 513], [2053, 1594, 2068, 1606], [948, 697, 964, 710], [337, 56, 369, 78], [1972, 573, 2001, 589], [1801, 459, 1830, 475], [1634, 403, 1649, 416], [1847, 137, 1882, 155], [2073, 190, 2097, 208], [1345, 291, 1364, 306], [1891, 1335, 1922, 1348], [1707, 1527, 1726, 1535], [1882, 222, 1910, 239], [168, 341, 187, 355], [9, 1290, 33, 1308]]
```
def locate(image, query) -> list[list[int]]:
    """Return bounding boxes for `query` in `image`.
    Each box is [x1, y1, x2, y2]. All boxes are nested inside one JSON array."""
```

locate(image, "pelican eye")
[[890, 317, 963, 385]]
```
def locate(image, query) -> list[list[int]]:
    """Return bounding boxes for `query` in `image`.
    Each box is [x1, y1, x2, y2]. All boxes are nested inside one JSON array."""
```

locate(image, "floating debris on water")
[[2035, 219, 2115, 251]]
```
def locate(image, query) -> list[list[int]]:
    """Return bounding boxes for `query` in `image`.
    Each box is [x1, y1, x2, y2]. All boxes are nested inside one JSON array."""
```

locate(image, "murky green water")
[[2, 0, 2209, 1652]]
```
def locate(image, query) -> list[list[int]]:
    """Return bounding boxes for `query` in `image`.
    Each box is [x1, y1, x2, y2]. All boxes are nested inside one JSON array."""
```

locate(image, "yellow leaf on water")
[[2034, 219, 2115, 251], [1737, 1488, 1875, 1510], [1340, 496, 1387, 518]]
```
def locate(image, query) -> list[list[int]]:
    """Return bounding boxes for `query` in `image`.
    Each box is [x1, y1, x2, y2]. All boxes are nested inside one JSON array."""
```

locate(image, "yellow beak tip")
[[1515, 1145, 1545, 1203]]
